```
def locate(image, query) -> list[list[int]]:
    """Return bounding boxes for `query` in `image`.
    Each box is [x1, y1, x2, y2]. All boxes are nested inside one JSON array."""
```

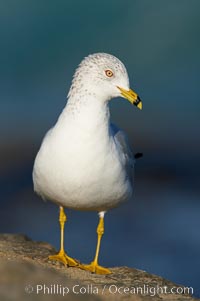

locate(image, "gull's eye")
[[105, 69, 113, 77]]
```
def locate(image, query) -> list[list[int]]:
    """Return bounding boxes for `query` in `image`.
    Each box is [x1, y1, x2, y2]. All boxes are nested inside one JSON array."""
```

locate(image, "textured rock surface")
[[0, 234, 198, 301]]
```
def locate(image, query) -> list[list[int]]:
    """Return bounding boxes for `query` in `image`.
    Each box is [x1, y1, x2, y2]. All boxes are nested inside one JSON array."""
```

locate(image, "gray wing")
[[110, 123, 135, 183]]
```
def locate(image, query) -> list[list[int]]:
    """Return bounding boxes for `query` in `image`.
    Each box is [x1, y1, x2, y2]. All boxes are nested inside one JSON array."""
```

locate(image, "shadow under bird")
[[33, 53, 142, 274]]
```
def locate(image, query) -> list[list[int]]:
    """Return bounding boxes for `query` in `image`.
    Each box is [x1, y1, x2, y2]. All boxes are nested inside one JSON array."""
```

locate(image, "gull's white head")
[[68, 53, 142, 109]]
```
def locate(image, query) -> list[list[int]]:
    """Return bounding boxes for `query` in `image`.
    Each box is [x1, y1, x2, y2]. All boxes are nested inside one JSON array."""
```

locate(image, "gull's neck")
[[57, 93, 111, 136]]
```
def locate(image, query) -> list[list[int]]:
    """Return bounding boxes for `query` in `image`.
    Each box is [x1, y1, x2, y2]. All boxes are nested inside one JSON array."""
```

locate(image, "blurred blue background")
[[0, 0, 200, 297]]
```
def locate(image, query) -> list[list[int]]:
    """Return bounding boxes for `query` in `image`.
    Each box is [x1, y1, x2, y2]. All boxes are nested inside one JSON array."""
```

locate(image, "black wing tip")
[[134, 152, 143, 159]]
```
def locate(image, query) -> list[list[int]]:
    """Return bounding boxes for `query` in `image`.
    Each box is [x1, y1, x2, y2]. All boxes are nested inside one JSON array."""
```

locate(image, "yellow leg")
[[79, 212, 111, 274], [49, 206, 78, 267]]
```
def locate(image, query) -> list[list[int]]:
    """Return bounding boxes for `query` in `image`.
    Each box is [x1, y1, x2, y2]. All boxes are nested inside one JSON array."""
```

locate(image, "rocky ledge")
[[0, 234, 198, 301]]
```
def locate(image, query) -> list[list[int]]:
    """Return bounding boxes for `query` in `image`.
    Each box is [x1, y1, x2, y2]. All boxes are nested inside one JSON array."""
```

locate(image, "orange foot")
[[79, 261, 111, 274], [49, 250, 78, 267]]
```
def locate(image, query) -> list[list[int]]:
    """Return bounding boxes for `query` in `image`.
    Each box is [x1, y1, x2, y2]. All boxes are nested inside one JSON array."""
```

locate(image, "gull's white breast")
[[33, 102, 133, 211]]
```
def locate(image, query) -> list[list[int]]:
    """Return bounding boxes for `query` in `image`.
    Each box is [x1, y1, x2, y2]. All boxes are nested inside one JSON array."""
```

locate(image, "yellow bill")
[[117, 86, 142, 110]]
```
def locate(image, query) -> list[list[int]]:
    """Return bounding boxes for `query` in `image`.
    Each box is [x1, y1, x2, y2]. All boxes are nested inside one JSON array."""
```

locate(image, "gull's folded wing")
[[110, 123, 134, 183]]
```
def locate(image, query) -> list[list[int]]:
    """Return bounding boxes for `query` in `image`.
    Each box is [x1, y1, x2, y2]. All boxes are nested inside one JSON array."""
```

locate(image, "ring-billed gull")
[[33, 53, 142, 274]]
